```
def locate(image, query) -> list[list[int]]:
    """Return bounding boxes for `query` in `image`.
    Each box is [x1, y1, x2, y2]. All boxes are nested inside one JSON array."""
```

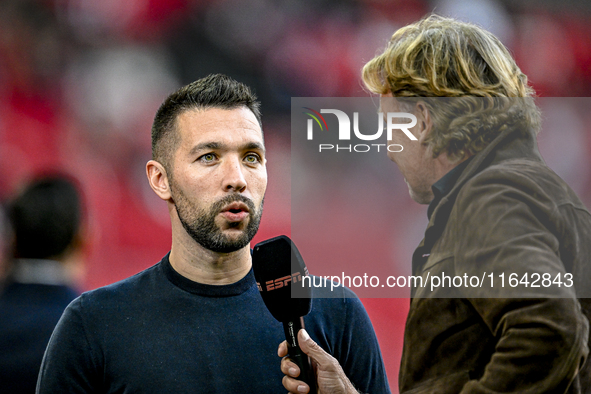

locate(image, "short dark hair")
[[151, 74, 262, 173], [8, 175, 83, 260]]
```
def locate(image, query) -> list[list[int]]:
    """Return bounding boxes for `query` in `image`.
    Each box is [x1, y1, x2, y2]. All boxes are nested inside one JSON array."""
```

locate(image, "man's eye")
[[244, 154, 260, 164], [199, 153, 216, 163]]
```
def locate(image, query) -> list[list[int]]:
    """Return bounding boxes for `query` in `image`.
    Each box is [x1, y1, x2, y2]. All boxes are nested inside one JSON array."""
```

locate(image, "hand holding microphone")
[[252, 236, 359, 394], [278, 329, 361, 394], [252, 235, 317, 394]]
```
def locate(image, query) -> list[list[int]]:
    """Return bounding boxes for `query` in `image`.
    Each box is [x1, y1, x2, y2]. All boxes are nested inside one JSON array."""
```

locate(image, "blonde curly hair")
[[363, 15, 541, 161]]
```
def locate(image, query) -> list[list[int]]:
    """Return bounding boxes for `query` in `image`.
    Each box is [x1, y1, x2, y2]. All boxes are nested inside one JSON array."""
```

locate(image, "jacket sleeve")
[[452, 170, 589, 393], [37, 295, 102, 393]]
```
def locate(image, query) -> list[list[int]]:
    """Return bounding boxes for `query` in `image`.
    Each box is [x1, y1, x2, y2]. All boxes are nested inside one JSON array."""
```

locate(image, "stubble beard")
[[408, 183, 434, 205], [171, 182, 263, 253]]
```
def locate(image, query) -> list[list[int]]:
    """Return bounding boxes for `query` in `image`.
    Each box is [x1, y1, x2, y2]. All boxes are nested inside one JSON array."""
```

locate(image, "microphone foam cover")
[[252, 235, 312, 322]]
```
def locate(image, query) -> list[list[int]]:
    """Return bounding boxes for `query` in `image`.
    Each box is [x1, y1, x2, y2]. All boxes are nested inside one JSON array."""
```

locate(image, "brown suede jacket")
[[399, 126, 591, 393]]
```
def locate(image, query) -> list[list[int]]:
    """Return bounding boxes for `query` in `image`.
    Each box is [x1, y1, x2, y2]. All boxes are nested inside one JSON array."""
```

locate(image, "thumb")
[[298, 329, 330, 364], [297, 329, 358, 394]]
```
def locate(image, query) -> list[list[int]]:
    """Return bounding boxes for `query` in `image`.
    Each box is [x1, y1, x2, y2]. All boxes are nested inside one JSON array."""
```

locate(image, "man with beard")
[[37, 74, 389, 393], [280, 15, 590, 394]]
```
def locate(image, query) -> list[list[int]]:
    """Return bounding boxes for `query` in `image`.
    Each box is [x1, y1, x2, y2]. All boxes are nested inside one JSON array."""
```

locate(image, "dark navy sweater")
[[37, 254, 390, 393]]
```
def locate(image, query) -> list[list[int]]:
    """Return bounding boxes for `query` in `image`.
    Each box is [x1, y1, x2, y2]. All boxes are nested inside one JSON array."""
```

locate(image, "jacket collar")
[[412, 126, 543, 275], [428, 156, 474, 220]]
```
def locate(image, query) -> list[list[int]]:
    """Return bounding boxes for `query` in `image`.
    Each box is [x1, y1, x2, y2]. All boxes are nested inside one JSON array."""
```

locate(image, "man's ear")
[[415, 102, 433, 143], [146, 160, 172, 201]]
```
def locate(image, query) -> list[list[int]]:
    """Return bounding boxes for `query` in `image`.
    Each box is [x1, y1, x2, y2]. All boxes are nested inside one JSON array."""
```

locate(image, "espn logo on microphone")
[[257, 268, 309, 292]]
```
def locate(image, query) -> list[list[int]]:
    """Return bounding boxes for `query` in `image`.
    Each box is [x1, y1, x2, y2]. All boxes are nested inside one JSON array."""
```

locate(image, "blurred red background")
[[2, 0, 591, 391]]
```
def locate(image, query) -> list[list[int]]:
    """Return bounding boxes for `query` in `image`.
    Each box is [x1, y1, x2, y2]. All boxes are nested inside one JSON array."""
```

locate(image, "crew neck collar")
[[160, 252, 255, 297]]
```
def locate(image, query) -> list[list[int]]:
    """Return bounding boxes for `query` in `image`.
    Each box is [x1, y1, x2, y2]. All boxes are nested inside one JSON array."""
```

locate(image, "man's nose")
[[223, 157, 247, 192]]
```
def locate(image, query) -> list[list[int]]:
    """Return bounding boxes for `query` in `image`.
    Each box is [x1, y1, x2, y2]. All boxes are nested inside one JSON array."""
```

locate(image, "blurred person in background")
[[36, 74, 389, 393], [0, 205, 12, 283], [280, 14, 591, 394], [0, 174, 85, 394]]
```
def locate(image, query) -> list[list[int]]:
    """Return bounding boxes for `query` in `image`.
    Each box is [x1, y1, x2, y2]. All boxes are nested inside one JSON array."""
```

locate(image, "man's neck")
[[169, 234, 252, 286], [414, 153, 467, 205], [427, 155, 474, 219], [431, 153, 468, 187]]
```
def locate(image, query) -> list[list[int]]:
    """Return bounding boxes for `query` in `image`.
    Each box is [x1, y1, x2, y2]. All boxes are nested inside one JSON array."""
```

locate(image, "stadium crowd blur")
[[1, 0, 591, 391]]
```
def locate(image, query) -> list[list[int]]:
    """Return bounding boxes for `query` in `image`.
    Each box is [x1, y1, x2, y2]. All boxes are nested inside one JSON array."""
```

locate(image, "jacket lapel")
[[411, 126, 542, 279]]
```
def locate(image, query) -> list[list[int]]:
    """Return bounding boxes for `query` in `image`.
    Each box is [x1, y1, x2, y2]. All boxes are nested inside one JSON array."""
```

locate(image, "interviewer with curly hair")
[[280, 14, 591, 394]]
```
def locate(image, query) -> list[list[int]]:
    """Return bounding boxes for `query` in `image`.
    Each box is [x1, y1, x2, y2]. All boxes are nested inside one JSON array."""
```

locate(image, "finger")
[[281, 356, 301, 378], [297, 329, 358, 393], [282, 374, 310, 393], [278, 340, 288, 357], [298, 329, 328, 363]]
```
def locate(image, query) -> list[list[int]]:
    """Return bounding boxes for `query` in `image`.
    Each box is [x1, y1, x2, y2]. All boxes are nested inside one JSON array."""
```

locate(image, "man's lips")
[[219, 202, 250, 222]]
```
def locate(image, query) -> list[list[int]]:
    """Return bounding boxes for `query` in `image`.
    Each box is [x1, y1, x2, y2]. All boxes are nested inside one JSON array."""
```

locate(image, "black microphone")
[[252, 235, 317, 394]]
